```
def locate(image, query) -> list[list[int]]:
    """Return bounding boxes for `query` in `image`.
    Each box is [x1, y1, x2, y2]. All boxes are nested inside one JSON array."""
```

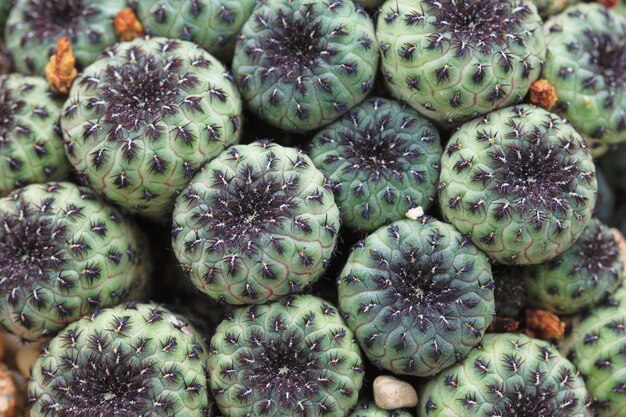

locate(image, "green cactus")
[[338, 217, 495, 377], [565, 286, 626, 417], [419, 333, 592, 417], [438, 105, 597, 265], [0, 74, 70, 197], [350, 400, 413, 417], [5, 0, 125, 75], [309, 97, 442, 232], [543, 3, 626, 153], [376, 0, 546, 124], [133, 0, 257, 59], [232, 0, 379, 132], [524, 218, 623, 314], [533, 0, 577, 18], [208, 295, 364, 417], [492, 264, 527, 317], [0, 182, 150, 341], [28, 302, 214, 417], [61, 37, 242, 219], [172, 141, 340, 305]]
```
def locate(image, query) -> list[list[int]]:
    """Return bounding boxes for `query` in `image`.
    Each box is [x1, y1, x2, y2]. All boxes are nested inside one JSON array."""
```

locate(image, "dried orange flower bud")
[[597, 0, 618, 8], [526, 309, 565, 340], [529, 79, 558, 110], [0, 365, 17, 417], [45, 36, 78, 95], [115, 8, 144, 42]]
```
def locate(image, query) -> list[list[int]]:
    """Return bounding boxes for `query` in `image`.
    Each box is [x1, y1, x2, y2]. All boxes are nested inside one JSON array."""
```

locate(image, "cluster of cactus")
[[0, 0, 623, 416]]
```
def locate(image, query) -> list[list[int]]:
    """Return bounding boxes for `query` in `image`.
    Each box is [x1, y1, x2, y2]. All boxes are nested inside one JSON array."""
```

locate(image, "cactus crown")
[[584, 29, 626, 88], [0, 202, 66, 295], [21, 0, 99, 38], [188, 146, 301, 249], [239, 329, 321, 412], [50, 334, 158, 417], [322, 104, 433, 181], [369, 231, 463, 319], [557, 225, 619, 274], [249, 3, 336, 81], [409, 0, 531, 54]]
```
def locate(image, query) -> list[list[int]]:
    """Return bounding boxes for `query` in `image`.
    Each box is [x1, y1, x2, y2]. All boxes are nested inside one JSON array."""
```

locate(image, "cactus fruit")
[[338, 217, 495, 377], [0, 74, 70, 197], [28, 302, 213, 417], [492, 264, 527, 317], [61, 37, 242, 219], [419, 333, 592, 417], [309, 97, 442, 232], [232, 0, 379, 132], [565, 286, 626, 417], [0, 182, 150, 341], [376, 0, 546, 124], [543, 3, 626, 152], [438, 105, 597, 265], [5, 0, 125, 75], [350, 400, 413, 417], [207, 295, 364, 417], [172, 141, 340, 305], [524, 218, 623, 314], [134, 0, 257, 58]]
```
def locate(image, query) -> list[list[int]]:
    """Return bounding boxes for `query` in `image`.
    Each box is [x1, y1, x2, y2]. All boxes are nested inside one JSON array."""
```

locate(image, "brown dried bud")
[[530, 79, 558, 110], [115, 8, 144, 42], [597, 0, 618, 8], [526, 309, 565, 340], [487, 317, 520, 333], [45, 36, 78, 95], [0, 365, 17, 417]]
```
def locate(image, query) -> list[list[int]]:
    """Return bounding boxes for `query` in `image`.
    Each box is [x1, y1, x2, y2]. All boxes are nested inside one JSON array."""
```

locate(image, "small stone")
[[15, 342, 41, 378], [373, 375, 418, 410], [526, 309, 565, 340], [405, 207, 424, 220], [529, 79, 558, 110]]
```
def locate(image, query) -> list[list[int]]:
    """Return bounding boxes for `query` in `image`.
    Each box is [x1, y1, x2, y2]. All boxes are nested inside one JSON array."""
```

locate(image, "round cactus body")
[[0, 74, 69, 197], [5, 0, 125, 75], [207, 295, 364, 417], [62, 37, 242, 219], [533, 0, 577, 18], [0, 182, 150, 341], [438, 105, 597, 265], [232, 0, 379, 132], [349, 400, 413, 417], [567, 286, 626, 417], [338, 217, 495, 377], [543, 4, 626, 151], [28, 302, 213, 417], [492, 264, 527, 317], [134, 0, 257, 58], [524, 218, 623, 314], [419, 333, 592, 417], [309, 97, 442, 232], [172, 141, 340, 305], [376, 0, 546, 124]]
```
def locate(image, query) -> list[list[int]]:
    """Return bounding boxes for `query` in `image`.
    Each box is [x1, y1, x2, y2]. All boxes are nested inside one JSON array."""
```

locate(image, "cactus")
[[172, 141, 340, 305], [438, 105, 597, 265], [0, 182, 150, 341], [61, 37, 242, 219], [338, 217, 495, 377], [309, 97, 442, 232]]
